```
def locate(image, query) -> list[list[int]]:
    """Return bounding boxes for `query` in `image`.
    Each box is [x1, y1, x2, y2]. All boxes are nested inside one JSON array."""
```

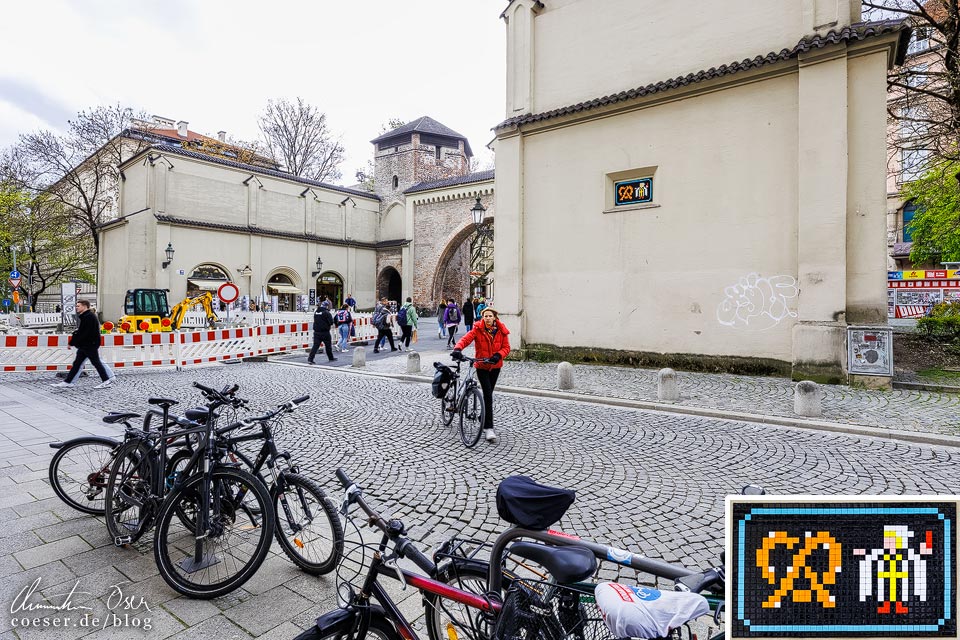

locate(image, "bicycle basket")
[[493, 580, 614, 640], [432, 362, 455, 399], [496, 476, 575, 530]]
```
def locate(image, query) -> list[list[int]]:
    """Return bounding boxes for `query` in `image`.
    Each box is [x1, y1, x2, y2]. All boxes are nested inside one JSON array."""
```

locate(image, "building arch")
[[264, 266, 303, 312], [378, 266, 402, 303], [186, 263, 232, 296], [316, 271, 345, 308], [430, 216, 494, 310]]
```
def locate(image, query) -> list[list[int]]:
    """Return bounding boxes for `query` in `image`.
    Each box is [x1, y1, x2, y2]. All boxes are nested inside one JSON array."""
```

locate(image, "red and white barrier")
[[0, 322, 318, 373]]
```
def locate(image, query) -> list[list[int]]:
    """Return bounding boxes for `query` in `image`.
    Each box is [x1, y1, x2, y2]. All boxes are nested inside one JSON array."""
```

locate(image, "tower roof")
[[371, 116, 473, 157]]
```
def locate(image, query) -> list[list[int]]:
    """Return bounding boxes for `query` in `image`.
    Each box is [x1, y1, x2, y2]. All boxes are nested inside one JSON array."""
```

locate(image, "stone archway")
[[378, 267, 402, 303], [430, 217, 494, 311]]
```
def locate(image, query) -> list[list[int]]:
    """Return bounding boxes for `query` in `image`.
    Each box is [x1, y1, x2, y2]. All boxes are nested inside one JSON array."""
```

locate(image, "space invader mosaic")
[[729, 500, 957, 638]]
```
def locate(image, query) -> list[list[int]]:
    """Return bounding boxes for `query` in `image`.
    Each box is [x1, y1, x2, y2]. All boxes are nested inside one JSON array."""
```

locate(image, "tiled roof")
[[123, 144, 380, 201], [123, 128, 279, 170], [405, 170, 495, 194], [495, 19, 911, 132], [371, 116, 473, 156], [152, 214, 406, 249]]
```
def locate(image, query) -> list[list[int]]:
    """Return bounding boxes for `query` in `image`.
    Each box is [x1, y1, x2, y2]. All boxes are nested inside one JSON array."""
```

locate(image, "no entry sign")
[[217, 282, 239, 304]]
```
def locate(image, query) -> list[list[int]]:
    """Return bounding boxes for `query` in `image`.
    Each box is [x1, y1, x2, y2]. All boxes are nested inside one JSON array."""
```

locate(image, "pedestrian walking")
[[335, 303, 353, 352], [52, 299, 113, 389], [372, 297, 397, 353], [475, 297, 487, 321], [307, 301, 337, 364], [452, 307, 510, 443], [397, 297, 418, 350], [443, 298, 462, 348], [345, 293, 357, 312], [436, 301, 447, 339], [462, 297, 474, 332]]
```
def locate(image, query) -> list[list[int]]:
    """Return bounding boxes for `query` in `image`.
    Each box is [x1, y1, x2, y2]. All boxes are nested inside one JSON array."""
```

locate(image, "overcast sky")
[[0, 0, 506, 183]]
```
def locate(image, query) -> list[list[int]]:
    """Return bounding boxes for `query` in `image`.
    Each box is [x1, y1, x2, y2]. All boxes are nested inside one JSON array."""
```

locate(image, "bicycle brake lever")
[[381, 553, 407, 591]]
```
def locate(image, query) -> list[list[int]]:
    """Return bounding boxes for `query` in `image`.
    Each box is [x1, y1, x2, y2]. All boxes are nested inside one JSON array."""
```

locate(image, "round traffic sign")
[[217, 282, 240, 304], [9, 270, 20, 279]]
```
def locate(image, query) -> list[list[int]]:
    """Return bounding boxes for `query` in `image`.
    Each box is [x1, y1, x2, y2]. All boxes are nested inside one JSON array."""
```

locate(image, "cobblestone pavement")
[[2, 363, 960, 638], [280, 331, 960, 437]]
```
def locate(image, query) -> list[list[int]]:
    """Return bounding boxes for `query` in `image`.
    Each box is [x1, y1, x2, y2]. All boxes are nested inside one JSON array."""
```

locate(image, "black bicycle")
[[436, 355, 492, 447]]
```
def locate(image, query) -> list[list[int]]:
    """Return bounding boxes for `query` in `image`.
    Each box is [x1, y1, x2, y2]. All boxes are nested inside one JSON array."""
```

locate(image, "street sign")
[[9, 276, 21, 288], [217, 282, 240, 304], [2, 298, 10, 308], [12, 291, 20, 304], [9, 270, 20, 279]]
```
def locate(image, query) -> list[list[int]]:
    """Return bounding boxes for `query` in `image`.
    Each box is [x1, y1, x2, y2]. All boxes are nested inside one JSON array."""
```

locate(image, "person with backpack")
[[443, 298, 462, 348], [372, 297, 397, 353], [334, 303, 353, 352], [396, 297, 418, 350], [452, 307, 511, 443], [462, 297, 474, 332], [307, 301, 337, 364], [475, 298, 487, 321]]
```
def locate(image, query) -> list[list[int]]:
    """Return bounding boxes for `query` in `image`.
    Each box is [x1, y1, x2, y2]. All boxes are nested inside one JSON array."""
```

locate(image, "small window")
[[901, 148, 930, 181], [392, 175, 399, 189], [603, 166, 659, 213], [906, 64, 928, 88], [903, 204, 918, 243], [435, 146, 442, 160], [908, 27, 930, 54]]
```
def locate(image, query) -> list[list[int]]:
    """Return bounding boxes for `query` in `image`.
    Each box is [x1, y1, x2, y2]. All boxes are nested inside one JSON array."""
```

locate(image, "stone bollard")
[[406, 351, 421, 374], [557, 361, 575, 390], [352, 346, 366, 368], [794, 380, 823, 418], [657, 368, 680, 402]]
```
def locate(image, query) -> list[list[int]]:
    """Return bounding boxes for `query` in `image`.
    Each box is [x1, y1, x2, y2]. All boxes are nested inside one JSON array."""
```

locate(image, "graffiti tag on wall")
[[717, 273, 798, 330]]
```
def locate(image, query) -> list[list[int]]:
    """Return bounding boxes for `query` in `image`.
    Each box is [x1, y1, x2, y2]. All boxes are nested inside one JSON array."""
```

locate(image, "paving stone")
[[14, 535, 93, 570], [166, 613, 250, 640], [161, 596, 222, 627], [222, 584, 312, 636]]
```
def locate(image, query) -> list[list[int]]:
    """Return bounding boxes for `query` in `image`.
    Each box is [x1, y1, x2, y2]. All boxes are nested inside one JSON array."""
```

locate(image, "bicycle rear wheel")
[[104, 440, 156, 545], [49, 436, 118, 515], [458, 386, 484, 447], [425, 565, 497, 640], [153, 466, 274, 598], [272, 473, 344, 575], [441, 385, 457, 426]]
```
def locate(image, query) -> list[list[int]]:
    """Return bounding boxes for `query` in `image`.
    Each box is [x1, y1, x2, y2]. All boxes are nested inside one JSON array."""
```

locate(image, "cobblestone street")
[[2, 361, 960, 638]]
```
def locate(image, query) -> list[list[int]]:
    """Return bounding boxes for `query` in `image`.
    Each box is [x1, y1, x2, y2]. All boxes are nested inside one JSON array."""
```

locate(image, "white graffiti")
[[717, 273, 798, 330]]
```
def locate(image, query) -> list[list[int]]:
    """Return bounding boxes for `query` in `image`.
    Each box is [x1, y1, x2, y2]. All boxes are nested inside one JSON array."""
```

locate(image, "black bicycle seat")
[[184, 407, 209, 422], [510, 541, 597, 584], [102, 412, 141, 424], [147, 397, 179, 408]]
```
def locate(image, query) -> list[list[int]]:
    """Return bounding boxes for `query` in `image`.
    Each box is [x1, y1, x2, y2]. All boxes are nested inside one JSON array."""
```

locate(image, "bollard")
[[657, 368, 679, 402], [352, 346, 366, 368], [557, 361, 575, 390], [794, 380, 822, 418], [406, 351, 421, 374]]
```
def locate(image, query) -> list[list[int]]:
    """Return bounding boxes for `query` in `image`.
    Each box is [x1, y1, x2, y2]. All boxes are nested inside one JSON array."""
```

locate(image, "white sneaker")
[[94, 378, 114, 389], [51, 381, 74, 388], [485, 428, 498, 443]]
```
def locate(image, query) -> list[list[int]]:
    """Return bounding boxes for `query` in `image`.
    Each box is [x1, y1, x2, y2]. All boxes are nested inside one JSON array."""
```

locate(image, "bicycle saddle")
[[509, 541, 597, 584], [102, 412, 140, 424], [184, 407, 209, 422], [147, 397, 179, 408]]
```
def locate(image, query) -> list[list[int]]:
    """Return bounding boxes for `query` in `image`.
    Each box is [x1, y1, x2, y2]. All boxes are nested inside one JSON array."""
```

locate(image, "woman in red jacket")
[[451, 307, 510, 443]]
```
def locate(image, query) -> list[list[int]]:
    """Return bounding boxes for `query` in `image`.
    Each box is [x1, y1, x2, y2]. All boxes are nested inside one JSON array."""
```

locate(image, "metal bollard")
[[657, 368, 679, 402], [794, 380, 822, 418], [557, 361, 574, 390], [406, 351, 421, 374], [352, 346, 366, 368]]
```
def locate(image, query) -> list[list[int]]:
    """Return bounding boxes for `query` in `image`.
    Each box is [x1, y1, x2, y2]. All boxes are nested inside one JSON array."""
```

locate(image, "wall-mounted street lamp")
[[471, 197, 492, 239], [238, 265, 253, 277], [162, 242, 175, 269], [311, 256, 324, 278]]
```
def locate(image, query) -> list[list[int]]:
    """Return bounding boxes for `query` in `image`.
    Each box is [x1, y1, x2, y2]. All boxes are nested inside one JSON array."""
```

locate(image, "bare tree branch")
[[257, 98, 345, 182]]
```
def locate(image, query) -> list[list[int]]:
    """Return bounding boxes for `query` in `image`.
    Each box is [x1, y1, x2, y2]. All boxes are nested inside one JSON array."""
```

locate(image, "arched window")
[[187, 264, 229, 294], [316, 272, 344, 308], [393, 175, 399, 189]]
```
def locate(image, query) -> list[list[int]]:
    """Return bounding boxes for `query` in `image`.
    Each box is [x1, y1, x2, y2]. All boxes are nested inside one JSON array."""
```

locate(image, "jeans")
[[476, 368, 501, 429], [338, 324, 350, 351], [65, 347, 110, 383]]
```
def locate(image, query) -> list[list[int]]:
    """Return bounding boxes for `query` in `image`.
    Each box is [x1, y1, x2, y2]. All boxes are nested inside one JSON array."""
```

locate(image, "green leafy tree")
[[900, 158, 960, 262]]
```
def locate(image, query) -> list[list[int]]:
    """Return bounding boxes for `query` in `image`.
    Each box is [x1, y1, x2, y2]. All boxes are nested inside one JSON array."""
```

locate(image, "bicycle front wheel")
[[425, 564, 496, 640], [153, 467, 274, 599], [104, 440, 156, 544], [273, 473, 344, 575], [458, 385, 484, 447], [49, 436, 118, 515]]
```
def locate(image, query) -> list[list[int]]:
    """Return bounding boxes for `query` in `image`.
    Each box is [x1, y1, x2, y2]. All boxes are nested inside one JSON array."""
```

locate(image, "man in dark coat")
[[462, 298, 474, 332], [308, 301, 337, 363], [53, 299, 112, 388]]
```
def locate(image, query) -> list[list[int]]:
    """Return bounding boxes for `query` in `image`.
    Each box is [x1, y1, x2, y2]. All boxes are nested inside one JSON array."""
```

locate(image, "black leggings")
[[446, 325, 458, 346], [375, 328, 395, 351], [476, 368, 501, 429], [400, 324, 413, 347]]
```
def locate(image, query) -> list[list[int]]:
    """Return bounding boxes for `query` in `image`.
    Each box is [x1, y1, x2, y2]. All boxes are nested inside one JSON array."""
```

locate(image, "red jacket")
[[455, 320, 511, 370]]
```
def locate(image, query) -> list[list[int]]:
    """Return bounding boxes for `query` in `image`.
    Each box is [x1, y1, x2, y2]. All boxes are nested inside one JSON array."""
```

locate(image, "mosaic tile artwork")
[[731, 502, 957, 638]]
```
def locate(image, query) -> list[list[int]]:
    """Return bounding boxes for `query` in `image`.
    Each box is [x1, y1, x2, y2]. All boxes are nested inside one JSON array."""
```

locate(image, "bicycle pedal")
[[114, 535, 132, 547]]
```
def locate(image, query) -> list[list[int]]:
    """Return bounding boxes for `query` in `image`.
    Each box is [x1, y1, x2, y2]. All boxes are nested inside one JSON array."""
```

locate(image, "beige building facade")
[[493, 0, 908, 382]]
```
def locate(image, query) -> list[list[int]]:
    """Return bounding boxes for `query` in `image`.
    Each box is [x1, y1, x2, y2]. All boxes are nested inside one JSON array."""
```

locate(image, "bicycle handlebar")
[[451, 354, 494, 365], [214, 395, 310, 436], [335, 467, 437, 575], [675, 567, 723, 594]]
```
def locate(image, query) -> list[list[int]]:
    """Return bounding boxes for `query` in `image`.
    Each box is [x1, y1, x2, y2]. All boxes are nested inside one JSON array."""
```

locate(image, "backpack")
[[336, 310, 350, 324], [397, 305, 409, 326], [447, 307, 460, 324], [371, 309, 387, 328], [431, 362, 454, 398]]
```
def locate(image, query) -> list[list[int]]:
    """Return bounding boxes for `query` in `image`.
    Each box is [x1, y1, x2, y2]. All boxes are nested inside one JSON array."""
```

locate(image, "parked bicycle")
[[292, 470, 727, 640], [433, 355, 492, 447]]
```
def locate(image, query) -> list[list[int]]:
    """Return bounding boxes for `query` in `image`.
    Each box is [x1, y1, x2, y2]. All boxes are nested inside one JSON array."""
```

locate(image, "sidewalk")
[[275, 330, 960, 440]]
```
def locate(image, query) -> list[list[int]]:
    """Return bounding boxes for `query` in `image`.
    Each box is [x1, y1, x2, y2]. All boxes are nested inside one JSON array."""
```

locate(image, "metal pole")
[[11, 245, 18, 313]]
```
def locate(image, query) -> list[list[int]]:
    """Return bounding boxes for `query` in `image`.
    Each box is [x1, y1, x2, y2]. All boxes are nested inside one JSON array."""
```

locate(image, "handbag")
[[412, 328, 418, 344]]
